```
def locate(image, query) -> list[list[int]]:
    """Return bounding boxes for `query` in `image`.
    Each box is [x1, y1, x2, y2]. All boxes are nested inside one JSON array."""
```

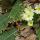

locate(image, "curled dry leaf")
[[25, 33, 36, 40], [15, 27, 36, 40]]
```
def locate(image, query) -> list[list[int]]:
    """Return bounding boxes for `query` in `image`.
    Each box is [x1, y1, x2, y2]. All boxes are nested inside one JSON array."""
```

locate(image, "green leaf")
[[0, 14, 10, 32], [0, 28, 17, 40], [9, 0, 24, 21], [36, 28, 40, 40]]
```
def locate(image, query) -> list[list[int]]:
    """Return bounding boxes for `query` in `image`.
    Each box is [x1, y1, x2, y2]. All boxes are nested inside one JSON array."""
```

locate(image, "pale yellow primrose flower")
[[35, 4, 40, 10], [33, 10, 40, 14], [28, 20, 33, 26], [34, 4, 40, 14], [22, 6, 34, 21]]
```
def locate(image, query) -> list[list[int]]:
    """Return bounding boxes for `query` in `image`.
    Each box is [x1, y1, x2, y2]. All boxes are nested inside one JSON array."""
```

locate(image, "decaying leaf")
[[0, 0, 17, 14], [15, 27, 36, 40]]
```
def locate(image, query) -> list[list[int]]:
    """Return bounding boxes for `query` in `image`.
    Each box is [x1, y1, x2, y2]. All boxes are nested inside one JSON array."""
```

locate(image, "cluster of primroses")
[[21, 4, 40, 26]]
